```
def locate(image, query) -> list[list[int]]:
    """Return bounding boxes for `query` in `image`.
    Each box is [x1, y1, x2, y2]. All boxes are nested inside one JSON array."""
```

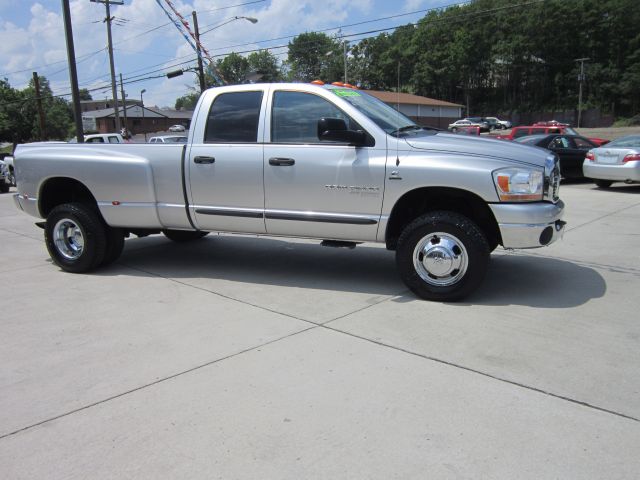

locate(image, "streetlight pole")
[[140, 89, 146, 142], [575, 57, 589, 128], [343, 40, 348, 84], [199, 16, 258, 36]]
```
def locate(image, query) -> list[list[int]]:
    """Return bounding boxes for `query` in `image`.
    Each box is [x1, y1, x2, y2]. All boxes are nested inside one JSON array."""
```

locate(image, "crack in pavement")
[[321, 322, 640, 424], [0, 325, 318, 441]]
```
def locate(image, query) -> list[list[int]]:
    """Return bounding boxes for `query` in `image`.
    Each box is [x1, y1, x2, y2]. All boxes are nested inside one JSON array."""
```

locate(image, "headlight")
[[493, 168, 544, 201]]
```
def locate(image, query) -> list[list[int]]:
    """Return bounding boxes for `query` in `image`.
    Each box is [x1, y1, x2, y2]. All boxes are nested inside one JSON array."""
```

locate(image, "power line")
[[0, 0, 267, 80], [4, 0, 552, 104]]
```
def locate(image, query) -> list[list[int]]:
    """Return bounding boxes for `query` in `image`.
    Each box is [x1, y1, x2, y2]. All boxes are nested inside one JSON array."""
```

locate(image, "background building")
[[365, 91, 463, 129]]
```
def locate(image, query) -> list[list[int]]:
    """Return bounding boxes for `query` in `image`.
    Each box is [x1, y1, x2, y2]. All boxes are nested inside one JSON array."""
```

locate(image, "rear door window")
[[205, 91, 263, 143]]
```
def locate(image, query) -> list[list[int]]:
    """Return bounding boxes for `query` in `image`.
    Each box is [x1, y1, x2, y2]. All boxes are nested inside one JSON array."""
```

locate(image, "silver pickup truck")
[[13, 83, 565, 301]]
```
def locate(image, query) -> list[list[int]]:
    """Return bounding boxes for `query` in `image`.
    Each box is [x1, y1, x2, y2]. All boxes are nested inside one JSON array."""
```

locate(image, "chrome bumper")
[[490, 200, 565, 249]]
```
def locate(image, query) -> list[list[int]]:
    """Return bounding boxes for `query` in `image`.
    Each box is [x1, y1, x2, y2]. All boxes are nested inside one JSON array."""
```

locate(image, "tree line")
[[3, 0, 639, 145], [182, 0, 640, 121]]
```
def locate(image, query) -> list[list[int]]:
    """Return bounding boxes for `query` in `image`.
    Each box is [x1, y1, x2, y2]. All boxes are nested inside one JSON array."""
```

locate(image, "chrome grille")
[[544, 154, 561, 202]]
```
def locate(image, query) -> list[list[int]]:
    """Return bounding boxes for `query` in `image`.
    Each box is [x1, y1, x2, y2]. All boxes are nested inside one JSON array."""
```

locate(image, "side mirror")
[[317, 118, 367, 146]]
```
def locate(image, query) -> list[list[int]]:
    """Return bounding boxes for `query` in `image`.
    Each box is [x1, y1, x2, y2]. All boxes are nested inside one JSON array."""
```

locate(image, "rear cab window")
[[205, 91, 263, 143]]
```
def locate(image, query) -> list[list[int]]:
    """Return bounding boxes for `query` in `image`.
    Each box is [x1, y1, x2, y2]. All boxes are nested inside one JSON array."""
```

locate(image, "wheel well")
[[385, 187, 501, 250], [39, 177, 99, 218]]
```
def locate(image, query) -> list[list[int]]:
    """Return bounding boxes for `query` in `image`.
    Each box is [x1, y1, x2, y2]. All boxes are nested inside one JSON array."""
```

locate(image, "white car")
[[149, 135, 188, 143], [485, 116, 512, 130], [69, 133, 125, 144], [0, 159, 10, 193], [168, 124, 186, 132], [583, 134, 640, 188]]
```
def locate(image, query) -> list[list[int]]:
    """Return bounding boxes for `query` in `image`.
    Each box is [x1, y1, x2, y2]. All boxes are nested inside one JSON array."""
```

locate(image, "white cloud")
[[0, 0, 380, 107]]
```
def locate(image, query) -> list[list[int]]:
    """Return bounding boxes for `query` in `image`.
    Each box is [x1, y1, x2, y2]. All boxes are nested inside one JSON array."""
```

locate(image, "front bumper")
[[583, 161, 640, 182], [490, 200, 565, 249]]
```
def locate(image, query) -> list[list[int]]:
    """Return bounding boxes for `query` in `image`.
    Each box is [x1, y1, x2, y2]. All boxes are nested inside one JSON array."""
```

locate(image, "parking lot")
[[0, 181, 639, 479]]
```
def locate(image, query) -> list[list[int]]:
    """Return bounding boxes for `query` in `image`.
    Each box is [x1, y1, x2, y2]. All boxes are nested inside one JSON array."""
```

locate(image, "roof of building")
[[81, 105, 167, 119], [364, 90, 463, 108], [149, 108, 194, 119]]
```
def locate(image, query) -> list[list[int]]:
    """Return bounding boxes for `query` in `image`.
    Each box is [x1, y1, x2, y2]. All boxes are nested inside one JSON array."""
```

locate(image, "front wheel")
[[396, 211, 490, 302], [45, 203, 108, 273]]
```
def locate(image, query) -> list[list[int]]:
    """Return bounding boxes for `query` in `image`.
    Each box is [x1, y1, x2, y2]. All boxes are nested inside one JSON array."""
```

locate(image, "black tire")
[[594, 179, 613, 189], [45, 203, 107, 273], [0, 181, 8, 193], [8, 167, 15, 187], [396, 211, 490, 302], [451, 127, 458, 133], [101, 227, 125, 266], [162, 229, 209, 242]]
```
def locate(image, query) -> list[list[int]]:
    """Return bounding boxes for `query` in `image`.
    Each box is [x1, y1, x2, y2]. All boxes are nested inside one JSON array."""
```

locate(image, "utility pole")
[[62, 0, 83, 142], [92, 0, 122, 132], [32, 72, 46, 140], [192, 11, 206, 93], [575, 57, 589, 128], [119, 73, 127, 137], [343, 40, 348, 84]]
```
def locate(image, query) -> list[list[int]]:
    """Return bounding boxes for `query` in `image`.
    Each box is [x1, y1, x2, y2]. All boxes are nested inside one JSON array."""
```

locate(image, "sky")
[[0, 0, 454, 108]]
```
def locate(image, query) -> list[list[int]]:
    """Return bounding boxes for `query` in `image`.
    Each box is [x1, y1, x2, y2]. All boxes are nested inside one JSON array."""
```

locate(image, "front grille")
[[544, 154, 561, 202]]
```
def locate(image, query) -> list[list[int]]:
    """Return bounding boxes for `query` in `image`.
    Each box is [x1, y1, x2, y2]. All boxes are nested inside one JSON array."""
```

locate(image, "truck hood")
[[404, 132, 551, 168]]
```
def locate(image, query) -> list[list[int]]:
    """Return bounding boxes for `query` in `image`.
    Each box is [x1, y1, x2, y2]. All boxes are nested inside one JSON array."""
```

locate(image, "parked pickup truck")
[[12, 83, 565, 301]]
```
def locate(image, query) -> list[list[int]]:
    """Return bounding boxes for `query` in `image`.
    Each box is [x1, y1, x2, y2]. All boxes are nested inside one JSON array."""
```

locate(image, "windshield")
[[328, 88, 417, 134], [564, 127, 578, 135], [604, 135, 640, 148]]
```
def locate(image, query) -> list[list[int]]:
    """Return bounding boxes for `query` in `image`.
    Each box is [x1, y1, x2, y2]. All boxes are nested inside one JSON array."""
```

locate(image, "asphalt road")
[[1, 182, 639, 479]]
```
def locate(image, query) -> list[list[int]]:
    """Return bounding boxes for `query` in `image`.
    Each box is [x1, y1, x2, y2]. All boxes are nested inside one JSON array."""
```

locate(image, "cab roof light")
[[311, 80, 324, 85]]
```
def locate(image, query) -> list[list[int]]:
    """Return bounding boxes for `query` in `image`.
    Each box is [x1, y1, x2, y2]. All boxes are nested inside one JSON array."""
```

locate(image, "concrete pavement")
[[1, 182, 639, 479]]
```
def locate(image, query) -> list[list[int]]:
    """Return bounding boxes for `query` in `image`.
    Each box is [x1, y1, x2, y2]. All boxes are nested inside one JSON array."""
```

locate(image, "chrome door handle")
[[194, 156, 215, 164], [269, 157, 295, 166]]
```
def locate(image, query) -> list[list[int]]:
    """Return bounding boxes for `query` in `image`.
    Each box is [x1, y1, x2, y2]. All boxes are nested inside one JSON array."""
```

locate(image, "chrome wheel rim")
[[53, 218, 84, 260], [413, 232, 468, 286]]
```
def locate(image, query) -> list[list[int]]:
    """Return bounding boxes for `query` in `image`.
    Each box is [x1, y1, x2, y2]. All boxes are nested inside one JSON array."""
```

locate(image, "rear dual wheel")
[[45, 203, 124, 273]]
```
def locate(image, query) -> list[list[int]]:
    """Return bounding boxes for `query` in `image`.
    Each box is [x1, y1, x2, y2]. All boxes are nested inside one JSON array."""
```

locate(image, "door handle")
[[269, 157, 295, 166], [194, 156, 215, 164]]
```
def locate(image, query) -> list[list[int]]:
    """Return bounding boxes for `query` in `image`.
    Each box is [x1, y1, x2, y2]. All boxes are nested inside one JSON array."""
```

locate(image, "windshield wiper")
[[391, 125, 440, 136]]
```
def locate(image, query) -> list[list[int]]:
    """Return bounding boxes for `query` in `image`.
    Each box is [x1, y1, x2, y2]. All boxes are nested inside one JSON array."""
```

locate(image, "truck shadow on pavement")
[[457, 253, 607, 308], [104, 235, 606, 308]]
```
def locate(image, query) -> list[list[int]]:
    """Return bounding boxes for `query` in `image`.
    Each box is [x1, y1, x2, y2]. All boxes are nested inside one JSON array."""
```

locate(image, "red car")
[[496, 124, 609, 146]]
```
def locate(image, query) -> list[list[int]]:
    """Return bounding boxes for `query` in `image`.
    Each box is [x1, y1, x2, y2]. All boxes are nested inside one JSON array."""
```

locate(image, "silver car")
[[583, 135, 640, 188]]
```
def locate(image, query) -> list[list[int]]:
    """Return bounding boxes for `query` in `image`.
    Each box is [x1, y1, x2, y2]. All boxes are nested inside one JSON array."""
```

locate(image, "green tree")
[[175, 92, 200, 110], [78, 88, 93, 101], [286, 32, 339, 81], [247, 50, 281, 82], [216, 52, 250, 84], [0, 79, 32, 146], [25, 75, 73, 140]]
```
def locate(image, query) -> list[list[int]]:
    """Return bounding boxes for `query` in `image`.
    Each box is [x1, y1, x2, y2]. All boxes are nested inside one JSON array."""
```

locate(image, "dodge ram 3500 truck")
[[12, 83, 565, 301]]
